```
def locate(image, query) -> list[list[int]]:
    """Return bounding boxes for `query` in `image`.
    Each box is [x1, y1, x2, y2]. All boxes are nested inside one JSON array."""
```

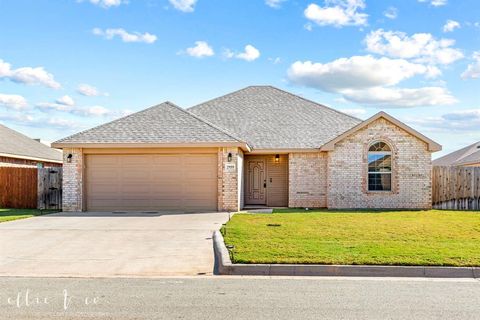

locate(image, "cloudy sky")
[[0, 0, 479, 157]]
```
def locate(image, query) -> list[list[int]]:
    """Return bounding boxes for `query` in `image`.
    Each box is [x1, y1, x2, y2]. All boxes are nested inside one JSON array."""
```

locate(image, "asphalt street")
[[0, 276, 479, 320]]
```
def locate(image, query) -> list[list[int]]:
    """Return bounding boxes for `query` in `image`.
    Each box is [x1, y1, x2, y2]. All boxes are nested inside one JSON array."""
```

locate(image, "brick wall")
[[217, 147, 240, 212], [288, 152, 328, 208], [62, 148, 83, 212], [327, 118, 432, 209]]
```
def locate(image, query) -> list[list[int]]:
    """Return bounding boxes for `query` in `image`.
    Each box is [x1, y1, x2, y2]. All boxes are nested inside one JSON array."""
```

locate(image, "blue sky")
[[0, 0, 479, 157]]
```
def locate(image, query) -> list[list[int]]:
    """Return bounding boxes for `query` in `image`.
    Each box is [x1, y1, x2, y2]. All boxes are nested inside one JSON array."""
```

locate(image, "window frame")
[[367, 141, 393, 192]]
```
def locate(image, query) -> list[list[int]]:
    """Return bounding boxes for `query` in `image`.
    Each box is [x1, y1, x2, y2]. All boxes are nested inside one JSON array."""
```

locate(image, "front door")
[[246, 159, 266, 205]]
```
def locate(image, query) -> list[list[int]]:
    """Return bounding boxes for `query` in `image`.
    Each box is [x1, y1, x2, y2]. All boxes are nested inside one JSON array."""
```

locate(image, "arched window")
[[368, 141, 392, 191]]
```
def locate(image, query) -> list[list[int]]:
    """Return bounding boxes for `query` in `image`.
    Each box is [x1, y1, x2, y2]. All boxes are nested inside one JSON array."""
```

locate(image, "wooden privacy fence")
[[432, 166, 480, 210], [37, 168, 62, 210], [0, 167, 38, 208], [0, 167, 62, 210]]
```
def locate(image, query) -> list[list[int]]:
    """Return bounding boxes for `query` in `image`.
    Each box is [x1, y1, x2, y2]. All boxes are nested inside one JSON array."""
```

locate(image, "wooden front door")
[[246, 159, 267, 205]]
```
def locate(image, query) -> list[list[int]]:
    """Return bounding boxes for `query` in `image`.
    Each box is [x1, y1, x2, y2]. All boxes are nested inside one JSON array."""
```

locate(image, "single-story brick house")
[[52, 86, 441, 212], [0, 123, 62, 168]]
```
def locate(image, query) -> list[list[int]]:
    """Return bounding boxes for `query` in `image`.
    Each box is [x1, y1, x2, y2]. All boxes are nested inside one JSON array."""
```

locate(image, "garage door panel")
[[86, 153, 217, 212]]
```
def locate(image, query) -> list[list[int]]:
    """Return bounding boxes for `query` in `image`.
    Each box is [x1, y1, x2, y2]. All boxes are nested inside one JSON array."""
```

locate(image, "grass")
[[222, 209, 480, 267], [0, 208, 58, 223]]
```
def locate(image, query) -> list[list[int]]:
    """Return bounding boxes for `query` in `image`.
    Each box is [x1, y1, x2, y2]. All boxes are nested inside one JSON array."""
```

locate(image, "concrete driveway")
[[0, 211, 229, 277]]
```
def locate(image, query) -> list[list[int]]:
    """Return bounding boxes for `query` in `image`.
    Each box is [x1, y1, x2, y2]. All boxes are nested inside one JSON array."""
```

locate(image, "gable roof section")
[[320, 112, 442, 152], [188, 86, 362, 149], [433, 141, 480, 166], [53, 102, 247, 149], [0, 124, 62, 163]]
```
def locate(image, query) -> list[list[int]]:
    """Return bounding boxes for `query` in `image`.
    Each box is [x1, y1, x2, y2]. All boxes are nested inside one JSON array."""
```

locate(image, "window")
[[368, 142, 392, 191]]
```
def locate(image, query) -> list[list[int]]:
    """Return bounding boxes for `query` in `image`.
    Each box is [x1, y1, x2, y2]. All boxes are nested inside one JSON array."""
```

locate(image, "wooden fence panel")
[[433, 166, 480, 210], [37, 168, 62, 210], [0, 167, 38, 209]]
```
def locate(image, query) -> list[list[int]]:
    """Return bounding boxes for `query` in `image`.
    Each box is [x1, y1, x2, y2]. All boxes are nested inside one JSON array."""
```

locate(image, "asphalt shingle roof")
[[54, 102, 240, 145], [433, 141, 480, 166], [188, 86, 362, 149], [0, 124, 62, 162]]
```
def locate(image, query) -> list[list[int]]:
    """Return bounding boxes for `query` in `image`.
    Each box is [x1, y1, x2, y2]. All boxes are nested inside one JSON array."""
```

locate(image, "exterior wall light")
[[66, 154, 73, 163], [227, 152, 232, 162], [275, 154, 280, 163]]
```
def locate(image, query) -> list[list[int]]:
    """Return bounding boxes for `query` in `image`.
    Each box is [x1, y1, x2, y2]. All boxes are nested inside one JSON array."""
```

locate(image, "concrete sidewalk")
[[0, 211, 229, 277]]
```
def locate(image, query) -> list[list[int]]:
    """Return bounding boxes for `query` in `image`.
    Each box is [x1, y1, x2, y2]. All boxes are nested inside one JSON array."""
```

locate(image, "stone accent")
[[327, 118, 432, 209], [288, 152, 328, 208], [62, 148, 83, 212], [217, 147, 240, 212]]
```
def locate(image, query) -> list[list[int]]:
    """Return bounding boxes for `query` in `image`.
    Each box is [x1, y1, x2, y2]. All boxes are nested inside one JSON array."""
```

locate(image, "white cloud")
[[341, 86, 457, 107], [0, 113, 83, 130], [338, 108, 366, 118], [0, 93, 28, 110], [80, 0, 125, 8], [287, 55, 440, 92], [235, 45, 261, 62], [77, 84, 107, 97], [443, 20, 460, 32], [418, 0, 447, 7], [461, 52, 480, 79], [268, 57, 282, 64], [0, 59, 60, 89], [408, 109, 480, 132], [265, 0, 286, 8], [365, 29, 463, 65], [287, 55, 457, 108], [169, 0, 197, 12], [304, 23, 313, 31], [36, 102, 110, 117], [92, 28, 157, 44], [56, 95, 75, 106], [383, 6, 398, 19], [304, 0, 368, 28], [185, 41, 214, 58]]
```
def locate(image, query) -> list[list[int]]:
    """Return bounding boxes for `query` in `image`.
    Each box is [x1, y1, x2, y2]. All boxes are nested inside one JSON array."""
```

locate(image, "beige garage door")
[[85, 154, 217, 212]]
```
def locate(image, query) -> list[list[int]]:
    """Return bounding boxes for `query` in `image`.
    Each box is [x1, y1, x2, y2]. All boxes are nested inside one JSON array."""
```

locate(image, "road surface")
[[0, 276, 479, 319]]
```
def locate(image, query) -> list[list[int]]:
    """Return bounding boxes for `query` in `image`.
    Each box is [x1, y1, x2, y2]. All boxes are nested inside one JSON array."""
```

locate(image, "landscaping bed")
[[0, 208, 58, 223], [222, 209, 480, 267]]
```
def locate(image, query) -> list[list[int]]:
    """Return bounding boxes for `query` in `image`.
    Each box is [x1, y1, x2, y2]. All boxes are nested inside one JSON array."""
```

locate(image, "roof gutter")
[[51, 142, 252, 152]]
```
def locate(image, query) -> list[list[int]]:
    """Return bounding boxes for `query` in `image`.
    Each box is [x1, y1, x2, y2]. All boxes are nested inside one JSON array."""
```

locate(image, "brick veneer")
[[288, 152, 328, 208], [62, 148, 83, 212], [217, 147, 240, 212], [327, 118, 432, 209]]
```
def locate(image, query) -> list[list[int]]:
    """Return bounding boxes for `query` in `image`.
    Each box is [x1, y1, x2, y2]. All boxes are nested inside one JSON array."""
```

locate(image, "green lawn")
[[222, 209, 480, 267], [0, 208, 58, 223]]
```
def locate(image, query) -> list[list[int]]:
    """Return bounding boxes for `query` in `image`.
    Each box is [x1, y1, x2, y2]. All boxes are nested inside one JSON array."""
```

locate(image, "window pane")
[[368, 173, 391, 191], [369, 142, 391, 152], [368, 154, 391, 172]]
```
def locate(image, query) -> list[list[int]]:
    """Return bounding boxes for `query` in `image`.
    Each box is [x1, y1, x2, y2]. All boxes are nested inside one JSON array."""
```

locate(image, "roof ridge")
[[53, 102, 173, 144], [167, 101, 248, 145], [266, 86, 363, 122], [187, 86, 255, 112]]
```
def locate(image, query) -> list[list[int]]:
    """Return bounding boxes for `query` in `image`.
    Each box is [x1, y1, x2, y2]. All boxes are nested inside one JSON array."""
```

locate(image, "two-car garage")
[[84, 151, 218, 212]]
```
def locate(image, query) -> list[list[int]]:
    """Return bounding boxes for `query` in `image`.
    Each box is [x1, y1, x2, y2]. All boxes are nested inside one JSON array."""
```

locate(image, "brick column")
[[218, 147, 240, 212], [62, 148, 83, 212]]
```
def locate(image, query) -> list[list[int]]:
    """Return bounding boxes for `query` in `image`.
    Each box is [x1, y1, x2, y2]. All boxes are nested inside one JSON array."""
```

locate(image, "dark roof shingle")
[[188, 86, 362, 149], [54, 102, 241, 145], [0, 124, 62, 162]]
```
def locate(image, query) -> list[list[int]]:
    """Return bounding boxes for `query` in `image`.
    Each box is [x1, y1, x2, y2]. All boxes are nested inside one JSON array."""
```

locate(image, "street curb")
[[213, 231, 480, 278]]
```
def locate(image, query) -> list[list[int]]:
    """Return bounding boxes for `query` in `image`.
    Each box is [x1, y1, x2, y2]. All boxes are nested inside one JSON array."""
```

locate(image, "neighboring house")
[[52, 86, 441, 212], [433, 141, 480, 167], [0, 124, 62, 168]]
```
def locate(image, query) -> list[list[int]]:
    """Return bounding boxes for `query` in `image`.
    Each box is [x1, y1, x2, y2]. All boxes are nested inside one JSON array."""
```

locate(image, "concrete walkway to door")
[[0, 211, 230, 277]]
